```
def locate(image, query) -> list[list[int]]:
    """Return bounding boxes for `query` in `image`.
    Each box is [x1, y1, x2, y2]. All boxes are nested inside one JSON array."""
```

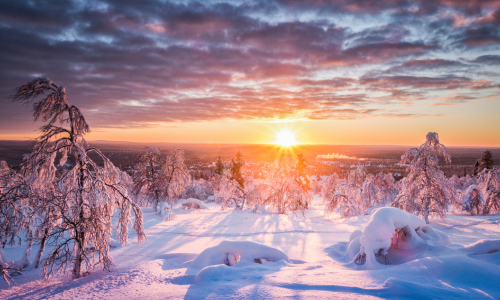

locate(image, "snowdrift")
[[190, 240, 289, 270], [189, 240, 290, 283], [346, 207, 451, 269], [181, 198, 208, 210]]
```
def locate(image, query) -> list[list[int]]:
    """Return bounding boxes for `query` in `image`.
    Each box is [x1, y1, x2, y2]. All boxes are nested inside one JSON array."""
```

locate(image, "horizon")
[[1, 138, 499, 149]]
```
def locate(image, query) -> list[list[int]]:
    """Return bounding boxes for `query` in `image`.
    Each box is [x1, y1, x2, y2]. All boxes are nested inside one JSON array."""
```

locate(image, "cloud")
[[0, 0, 499, 131]]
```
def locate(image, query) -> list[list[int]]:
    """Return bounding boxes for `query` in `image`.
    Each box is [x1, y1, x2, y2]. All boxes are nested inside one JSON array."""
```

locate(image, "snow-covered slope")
[[1, 199, 500, 299]]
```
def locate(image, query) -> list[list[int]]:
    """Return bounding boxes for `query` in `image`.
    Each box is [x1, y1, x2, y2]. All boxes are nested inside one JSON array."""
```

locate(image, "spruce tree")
[[475, 150, 494, 175], [214, 156, 224, 176]]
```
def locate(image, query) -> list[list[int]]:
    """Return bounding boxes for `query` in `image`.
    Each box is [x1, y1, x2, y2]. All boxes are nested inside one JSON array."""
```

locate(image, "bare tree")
[[13, 78, 146, 279]]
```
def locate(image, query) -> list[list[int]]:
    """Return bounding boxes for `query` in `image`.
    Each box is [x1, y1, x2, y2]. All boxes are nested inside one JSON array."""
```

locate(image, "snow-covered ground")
[[1, 197, 500, 299]]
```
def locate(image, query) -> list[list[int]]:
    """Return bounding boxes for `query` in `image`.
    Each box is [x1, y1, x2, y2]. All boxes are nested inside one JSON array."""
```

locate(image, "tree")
[[477, 168, 500, 215], [373, 173, 397, 205], [461, 185, 483, 215], [12, 78, 146, 279], [324, 182, 362, 217], [133, 147, 190, 219], [474, 150, 494, 175], [392, 132, 455, 224], [321, 173, 340, 202], [294, 153, 311, 192], [263, 155, 312, 215], [214, 156, 224, 176]]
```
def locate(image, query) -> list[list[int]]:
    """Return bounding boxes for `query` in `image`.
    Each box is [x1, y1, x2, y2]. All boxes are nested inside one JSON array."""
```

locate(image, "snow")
[[346, 207, 451, 269], [189, 240, 289, 270], [179, 198, 209, 210], [1, 199, 500, 299]]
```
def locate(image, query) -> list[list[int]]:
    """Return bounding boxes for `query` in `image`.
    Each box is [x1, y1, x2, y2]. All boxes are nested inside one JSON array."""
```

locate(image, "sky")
[[0, 0, 499, 146]]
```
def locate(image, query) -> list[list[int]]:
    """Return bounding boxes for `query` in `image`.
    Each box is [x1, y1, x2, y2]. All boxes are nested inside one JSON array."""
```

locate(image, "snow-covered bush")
[[347, 207, 450, 269], [184, 179, 211, 200], [324, 182, 362, 217], [392, 132, 455, 224]]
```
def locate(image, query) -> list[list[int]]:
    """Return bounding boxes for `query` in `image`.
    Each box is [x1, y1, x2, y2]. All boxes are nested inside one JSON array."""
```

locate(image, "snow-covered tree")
[[461, 185, 484, 215], [392, 132, 455, 224], [212, 169, 243, 210], [13, 78, 146, 279], [477, 168, 500, 215], [321, 173, 340, 203], [348, 165, 366, 187], [373, 172, 397, 205], [133, 147, 190, 218], [324, 182, 362, 217], [263, 155, 312, 216]]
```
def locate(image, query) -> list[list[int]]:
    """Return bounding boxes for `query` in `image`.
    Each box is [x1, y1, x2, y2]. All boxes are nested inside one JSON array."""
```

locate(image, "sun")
[[275, 129, 298, 147]]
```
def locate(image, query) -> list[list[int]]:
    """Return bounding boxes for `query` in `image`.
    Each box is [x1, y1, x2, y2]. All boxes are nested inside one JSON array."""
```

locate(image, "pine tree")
[[214, 156, 224, 176], [294, 153, 311, 192], [231, 151, 245, 190], [474, 150, 494, 175]]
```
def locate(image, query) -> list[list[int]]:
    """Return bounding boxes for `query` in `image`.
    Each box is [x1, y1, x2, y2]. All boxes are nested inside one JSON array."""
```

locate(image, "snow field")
[[1, 199, 500, 299]]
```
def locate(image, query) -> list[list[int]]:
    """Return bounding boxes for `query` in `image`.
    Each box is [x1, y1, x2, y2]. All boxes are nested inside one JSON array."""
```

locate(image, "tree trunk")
[[20, 229, 34, 269], [0, 238, 8, 263], [33, 228, 48, 269], [72, 231, 85, 278]]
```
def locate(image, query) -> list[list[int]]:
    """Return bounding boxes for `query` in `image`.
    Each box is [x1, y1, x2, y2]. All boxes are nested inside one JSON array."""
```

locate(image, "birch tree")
[[133, 147, 190, 219], [12, 77, 146, 279], [392, 132, 455, 224]]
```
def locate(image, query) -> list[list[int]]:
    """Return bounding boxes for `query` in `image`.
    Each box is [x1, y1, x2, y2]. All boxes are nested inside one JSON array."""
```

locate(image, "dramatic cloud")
[[0, 0, 499, 131]]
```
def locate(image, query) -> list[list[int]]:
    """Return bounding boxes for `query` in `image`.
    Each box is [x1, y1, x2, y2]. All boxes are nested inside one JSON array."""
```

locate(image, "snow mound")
[[190, 240, 289, 270], [181, 198, 208, 210], [464, 239, 500, 255], [253, 205, 273, 214], [194, 259, 288, 283], [347, 207, 450, 269]]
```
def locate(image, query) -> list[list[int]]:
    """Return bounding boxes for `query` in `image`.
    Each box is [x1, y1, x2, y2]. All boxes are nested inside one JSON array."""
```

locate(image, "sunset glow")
[[275, 130, 298, 147], [0, 0, 499, 147]]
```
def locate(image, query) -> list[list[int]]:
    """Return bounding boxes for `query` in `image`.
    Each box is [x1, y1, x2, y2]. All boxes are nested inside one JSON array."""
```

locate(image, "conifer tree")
[[474, 150, 494, 175]]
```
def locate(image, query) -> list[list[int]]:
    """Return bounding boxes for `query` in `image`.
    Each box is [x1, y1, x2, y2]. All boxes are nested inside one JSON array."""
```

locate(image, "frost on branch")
[[392, 132, 455, 224], [11, 78, 146, 279]]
